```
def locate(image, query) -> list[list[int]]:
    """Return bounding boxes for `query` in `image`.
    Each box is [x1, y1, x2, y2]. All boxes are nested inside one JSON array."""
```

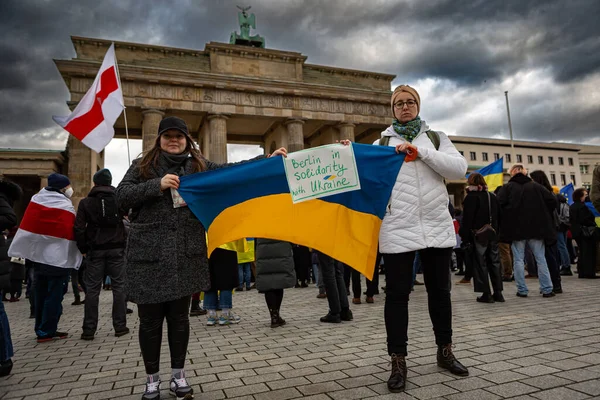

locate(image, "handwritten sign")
[[283, 143, 361, 203]]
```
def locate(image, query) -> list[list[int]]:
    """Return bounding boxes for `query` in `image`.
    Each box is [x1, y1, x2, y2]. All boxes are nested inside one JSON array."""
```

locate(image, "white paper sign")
[[283, 143, 361, 203], [171, 188, 188, 208]]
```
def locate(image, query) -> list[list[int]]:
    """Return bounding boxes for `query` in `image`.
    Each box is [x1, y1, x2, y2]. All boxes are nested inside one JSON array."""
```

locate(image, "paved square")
[[1, 274, 599, 399]]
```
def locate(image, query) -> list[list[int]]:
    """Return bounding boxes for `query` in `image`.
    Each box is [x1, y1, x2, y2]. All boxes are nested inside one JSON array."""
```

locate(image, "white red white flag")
[[53, 43, 124, 153], [8, 188, 82, 270]]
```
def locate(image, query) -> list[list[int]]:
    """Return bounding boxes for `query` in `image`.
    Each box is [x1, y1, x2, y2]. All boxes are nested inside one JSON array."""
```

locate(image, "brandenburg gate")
[[55, 36, 395, 204]]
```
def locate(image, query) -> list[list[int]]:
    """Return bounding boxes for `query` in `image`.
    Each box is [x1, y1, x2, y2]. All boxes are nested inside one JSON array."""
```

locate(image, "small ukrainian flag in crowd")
[[471, 157, 504, 192]]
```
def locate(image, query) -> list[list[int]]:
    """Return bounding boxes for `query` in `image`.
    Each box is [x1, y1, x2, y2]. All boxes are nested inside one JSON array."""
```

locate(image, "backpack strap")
[[426, 130, 440, 150], [379, 130, 440, 150]]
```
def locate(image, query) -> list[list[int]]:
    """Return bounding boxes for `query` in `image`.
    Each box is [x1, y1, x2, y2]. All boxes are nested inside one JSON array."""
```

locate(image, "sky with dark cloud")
[[1, 0, 599, 183]]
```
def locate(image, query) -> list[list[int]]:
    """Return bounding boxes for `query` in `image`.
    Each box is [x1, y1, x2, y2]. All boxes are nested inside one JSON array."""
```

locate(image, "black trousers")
[[384, 248, 453, 356], [545, 242, 562, 289], [351, 251, 381, 298], [317, 252, 349, 315], [137, 296, 191, 374], [83, 249, 127, 333], [472, 240, 503, 294], [575, 237, 597, 278], [264, 289, 284, 310]]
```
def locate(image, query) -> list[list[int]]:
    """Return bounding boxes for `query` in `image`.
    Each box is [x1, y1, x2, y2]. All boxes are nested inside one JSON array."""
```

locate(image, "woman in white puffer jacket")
[[377, 85, 469, 393]]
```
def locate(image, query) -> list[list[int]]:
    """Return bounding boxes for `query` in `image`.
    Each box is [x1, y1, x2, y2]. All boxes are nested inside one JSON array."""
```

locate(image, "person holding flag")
[[375, 85, 469, 393], [116, 115, 286, 400], [8, 173, 82, 343]]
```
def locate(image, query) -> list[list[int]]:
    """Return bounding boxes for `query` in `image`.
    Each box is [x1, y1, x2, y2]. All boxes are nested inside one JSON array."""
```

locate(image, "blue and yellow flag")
[[178, 144, 404, 279], [471, 158, 504, 192]]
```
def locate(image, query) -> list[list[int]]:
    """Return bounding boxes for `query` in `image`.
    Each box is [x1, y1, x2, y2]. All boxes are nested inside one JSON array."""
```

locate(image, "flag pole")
[[504, 91, 515, 163], [113, 43, 131, 165]]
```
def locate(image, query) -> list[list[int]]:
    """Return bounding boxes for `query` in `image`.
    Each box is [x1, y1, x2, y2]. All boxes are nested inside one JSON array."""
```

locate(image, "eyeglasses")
[[393, 100, 417, 109]]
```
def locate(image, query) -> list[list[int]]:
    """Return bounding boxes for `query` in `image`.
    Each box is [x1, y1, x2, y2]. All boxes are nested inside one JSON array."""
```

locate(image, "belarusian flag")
[[53, 43, 124, 153]]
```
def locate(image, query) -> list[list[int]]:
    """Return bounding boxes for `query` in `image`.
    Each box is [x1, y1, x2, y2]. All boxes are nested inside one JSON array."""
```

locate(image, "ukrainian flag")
[[178, 143, 405, 279], [471, 158, 504, 192]]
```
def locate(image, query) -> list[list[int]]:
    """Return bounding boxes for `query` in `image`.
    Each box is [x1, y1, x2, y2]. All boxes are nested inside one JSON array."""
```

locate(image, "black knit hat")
[[158, 116, 190, 137], [93, 168, 112, 186], [48, 173, 70, 190]]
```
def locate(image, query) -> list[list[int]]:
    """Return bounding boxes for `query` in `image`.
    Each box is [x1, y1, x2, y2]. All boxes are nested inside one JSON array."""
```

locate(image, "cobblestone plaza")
[[1, 274, 600, 399]]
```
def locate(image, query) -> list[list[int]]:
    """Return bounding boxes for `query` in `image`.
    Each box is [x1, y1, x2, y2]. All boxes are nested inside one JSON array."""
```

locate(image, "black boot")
[[437, 344, 469, 376], [340, 307, 353, 321], [269, 309, 286, 328], [190, 299, 207, 316], [0, 359, 13, 377], [476, 293, 494, 303], [320, 313, 341, 323], [387, 354, 407, 392]]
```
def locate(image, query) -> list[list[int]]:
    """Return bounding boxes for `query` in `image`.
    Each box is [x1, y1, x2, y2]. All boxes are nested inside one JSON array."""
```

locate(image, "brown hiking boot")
[[352, 298, 361, 304], [387, 354, 407, 392]]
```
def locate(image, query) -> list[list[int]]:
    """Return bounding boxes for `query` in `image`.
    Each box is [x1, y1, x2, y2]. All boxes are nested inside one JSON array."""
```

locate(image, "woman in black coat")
[[459, 173, 503, 303], [116, 116, 287, 400], [569, 188, 598, 279], [255, 239, 295, 327]]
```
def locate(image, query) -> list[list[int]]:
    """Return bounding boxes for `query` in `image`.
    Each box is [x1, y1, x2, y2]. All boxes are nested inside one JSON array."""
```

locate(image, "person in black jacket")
[[497, 164, 557, 298], [459, 173, 503, 303], [74, 168, 129, 341], [0, 178, 21, 376], [569, 188, 598, 279], [255, 239, 296, 327], [530, 171, 562, 293]]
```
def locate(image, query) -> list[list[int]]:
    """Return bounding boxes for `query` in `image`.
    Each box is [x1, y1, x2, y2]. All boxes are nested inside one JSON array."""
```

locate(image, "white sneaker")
[[170, 374, 194, 399], [206, 316, 217, 326], [141, 378, 161, 400]]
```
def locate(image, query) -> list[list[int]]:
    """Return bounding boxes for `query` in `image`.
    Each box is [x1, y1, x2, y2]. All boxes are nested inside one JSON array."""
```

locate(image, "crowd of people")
[[0, 85, 599, 399]]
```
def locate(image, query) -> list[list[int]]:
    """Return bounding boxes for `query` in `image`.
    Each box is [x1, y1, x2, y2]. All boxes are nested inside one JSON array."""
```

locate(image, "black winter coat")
[[569, 202, 596, 240], [208, 248, 239, 291], [116, 156, 211, 304], [459, 190, 500, 242], [116, 153, 255, 304], [74, 185, 127, 253], [497, 174, 557, 243], [255, 239, 295, 292]]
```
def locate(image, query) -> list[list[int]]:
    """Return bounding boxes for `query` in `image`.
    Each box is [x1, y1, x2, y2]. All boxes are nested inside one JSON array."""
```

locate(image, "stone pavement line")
[[1, 274, 599, 399]]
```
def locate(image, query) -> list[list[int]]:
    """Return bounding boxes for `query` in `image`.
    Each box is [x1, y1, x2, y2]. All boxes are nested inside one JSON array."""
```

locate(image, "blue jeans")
[[34, 271, 69, 338], [0, 300, 13, 362], [312, 264, 320, 286], [512, 239, 553, 295], [237, 263, 252, 289], [411, 251, 421, 287], [556, 232, 571, 269], [204, 290, 232, 310]]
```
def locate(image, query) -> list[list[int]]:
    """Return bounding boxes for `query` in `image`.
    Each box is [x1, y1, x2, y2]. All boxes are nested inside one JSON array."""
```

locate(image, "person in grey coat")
[[255, 239, 295, 328], [116, 116, 287, 400]]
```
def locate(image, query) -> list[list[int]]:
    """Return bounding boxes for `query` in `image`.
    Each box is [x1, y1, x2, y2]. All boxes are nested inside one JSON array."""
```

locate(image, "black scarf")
[[159, 151, 189, 176]]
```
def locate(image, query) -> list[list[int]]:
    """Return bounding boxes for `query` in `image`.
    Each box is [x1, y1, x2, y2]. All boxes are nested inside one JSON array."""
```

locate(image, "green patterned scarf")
[[392, 116, 422, 143]]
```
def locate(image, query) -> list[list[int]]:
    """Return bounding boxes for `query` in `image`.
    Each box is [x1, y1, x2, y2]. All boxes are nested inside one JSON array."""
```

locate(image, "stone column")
[[338, 123, 356, 142], [141, 109, 165, 153], [39, 175, 48, 190], [207, 114, 229, 164], [285, 119, 305, 153], [66, 135, 94, 209]]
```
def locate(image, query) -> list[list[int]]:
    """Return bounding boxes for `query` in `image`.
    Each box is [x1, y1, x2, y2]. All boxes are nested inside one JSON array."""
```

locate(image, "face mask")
[[64, 187, 74, 198]]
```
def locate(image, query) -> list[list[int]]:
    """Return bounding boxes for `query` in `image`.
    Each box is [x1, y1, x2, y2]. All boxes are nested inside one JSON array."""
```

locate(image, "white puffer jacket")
[[374, 121, 467, 254]]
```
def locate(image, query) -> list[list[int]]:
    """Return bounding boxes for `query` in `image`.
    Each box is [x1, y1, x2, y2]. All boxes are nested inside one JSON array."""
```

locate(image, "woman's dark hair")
[[530, 170, 552, 192], [573, 188, 587, 203], [138, 134, 206, 179], [467, 172, 486, 187]]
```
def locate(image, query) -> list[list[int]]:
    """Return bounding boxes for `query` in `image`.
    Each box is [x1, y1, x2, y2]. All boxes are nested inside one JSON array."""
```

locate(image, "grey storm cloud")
[[0, 0, 599, 150]]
